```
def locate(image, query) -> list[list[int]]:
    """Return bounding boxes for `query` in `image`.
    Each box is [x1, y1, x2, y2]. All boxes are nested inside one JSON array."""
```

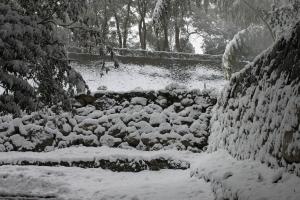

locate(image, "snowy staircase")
[[0, 193, 58, 200], [0, 146, 193, 172]]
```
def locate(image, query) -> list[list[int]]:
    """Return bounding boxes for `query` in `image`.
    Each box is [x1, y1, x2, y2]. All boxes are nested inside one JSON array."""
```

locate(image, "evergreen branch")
[[240, 0, 275, 41]]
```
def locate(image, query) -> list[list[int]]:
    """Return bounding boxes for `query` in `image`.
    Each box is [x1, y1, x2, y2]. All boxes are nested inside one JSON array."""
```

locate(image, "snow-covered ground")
[[0, 147, 213, 200], [0, 63, 226, 95], [0, 147, 299, 200], [191, 150, 300, 200], [0, 165, 213, 200], [71, 62, 227, 92]]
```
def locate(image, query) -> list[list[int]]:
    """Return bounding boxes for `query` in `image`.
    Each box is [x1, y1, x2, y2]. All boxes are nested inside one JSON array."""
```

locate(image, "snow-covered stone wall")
[[0, 84, 217, 152], [209, 23, 300, 175]]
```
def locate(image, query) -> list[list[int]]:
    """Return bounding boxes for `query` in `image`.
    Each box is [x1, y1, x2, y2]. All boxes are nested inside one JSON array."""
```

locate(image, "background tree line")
[[65, 0, 241, 54], [0, 0, 299, 116]]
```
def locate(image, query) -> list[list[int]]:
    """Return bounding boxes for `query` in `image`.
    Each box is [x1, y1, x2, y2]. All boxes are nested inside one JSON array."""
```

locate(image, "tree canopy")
[[0, 1, 88, 116], [1, 0, 300, 115]]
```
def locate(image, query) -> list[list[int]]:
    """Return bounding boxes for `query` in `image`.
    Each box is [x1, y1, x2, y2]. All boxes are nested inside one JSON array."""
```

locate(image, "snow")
[[152, 0, 168, 30], [191, 150, 300, 200], [181, 98, 194, 106], [10, 134, 34, 150], [100, 134, 122, 147], [0, 166, 213, 200], [149, 112, 166, 126], [0, 2, 299, 200], [0, 146, 213, 199], [131, 97, 148, 106], [71, 62, 227, 92], [0, 147, 299, 200], [0, 146, 196, 165], [208, 22, 300, 176], [222, 25, 273, 79], [190, 34, 204, 54], [0, 84, 218, 152]]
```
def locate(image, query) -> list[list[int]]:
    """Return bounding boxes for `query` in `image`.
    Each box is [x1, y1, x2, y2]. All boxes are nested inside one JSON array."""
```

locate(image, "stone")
[[131, 97, 148, 106], [181, 98, 194, 107], [125, 132, 141, 147]]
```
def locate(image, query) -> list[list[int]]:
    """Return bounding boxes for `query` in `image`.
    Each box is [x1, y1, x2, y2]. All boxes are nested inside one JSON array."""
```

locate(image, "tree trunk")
[[122, 0, 132, 48], [137, 0, 147, 50], [155, 30, 161, 51], [142, 18, 147, 49], [174, 18, 181, 52], [101, 0, 108, 44], [138, 17, 147, 49], [162, 16, 170, 51], [138, 20, 143, 48], [114, 12, 123, 48]]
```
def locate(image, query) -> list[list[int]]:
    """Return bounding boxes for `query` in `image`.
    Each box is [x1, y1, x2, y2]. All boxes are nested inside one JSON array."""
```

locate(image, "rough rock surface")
[[209, 23, 300, 176], [0, 84, 217, 152]]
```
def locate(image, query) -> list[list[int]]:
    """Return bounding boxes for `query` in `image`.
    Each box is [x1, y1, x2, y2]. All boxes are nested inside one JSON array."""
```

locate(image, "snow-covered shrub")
[[268, 0, 300, 38], [152, 0, 169, 31], [209, 22, 300, 176], [222, 24, 273, 79]]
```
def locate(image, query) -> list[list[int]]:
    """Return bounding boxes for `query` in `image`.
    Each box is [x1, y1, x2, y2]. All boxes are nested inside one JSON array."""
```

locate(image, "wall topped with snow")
[[208, 23, 300, 175], [92, 84, 217, 110], [0, 84, 217, 153]]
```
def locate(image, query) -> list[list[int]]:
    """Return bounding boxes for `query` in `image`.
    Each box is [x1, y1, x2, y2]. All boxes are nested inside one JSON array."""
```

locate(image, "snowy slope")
[[191, 150, 300, 200]]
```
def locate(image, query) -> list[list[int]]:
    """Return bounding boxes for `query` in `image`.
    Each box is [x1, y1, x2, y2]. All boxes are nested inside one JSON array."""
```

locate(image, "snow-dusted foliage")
[[215, 0, 273, 26], [268, 0, 300, 38], [0, 2, 88, 116], [152, 0, 169, 31], [0, 84, 217, 152], [222, 25, 273, 79], [209, 22, 300, 176]]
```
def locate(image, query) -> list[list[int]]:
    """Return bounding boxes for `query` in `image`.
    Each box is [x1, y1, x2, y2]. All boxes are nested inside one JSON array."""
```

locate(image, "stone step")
[[0, 147, 191, 172], [0, 193, 58, 200]]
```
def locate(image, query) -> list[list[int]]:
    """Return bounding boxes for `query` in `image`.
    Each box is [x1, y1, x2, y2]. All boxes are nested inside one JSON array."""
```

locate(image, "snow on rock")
[[1, 147, 299, 200], [181, 98, 194, 107], [191, 150, 300, 200], [100, 134, 122, 147], [131, 97, 148, 106], [158, 122, 172, 134], [62, 123, 72, 133], [10, 134, 35, 151], [149, 112, 167, 126], [208, 22, 300, 176], [0, 84, 217, 152], [0, 146, 191, 172]]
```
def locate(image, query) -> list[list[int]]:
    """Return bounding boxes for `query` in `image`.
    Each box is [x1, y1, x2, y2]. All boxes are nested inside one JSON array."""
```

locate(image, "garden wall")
[[208, 23, 300, 176], [0, 84, 217, 152]]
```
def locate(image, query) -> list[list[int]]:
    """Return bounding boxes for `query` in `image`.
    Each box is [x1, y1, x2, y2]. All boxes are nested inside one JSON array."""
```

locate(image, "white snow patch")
[[191, 150, 300, 200]]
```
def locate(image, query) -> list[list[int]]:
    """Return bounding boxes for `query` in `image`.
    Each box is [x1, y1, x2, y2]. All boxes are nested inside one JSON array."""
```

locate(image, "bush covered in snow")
[[0, 84, 217, 152], [222, 25, 273, 79], [209, 22, 300, 176], [268, 0, 300, 39]]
